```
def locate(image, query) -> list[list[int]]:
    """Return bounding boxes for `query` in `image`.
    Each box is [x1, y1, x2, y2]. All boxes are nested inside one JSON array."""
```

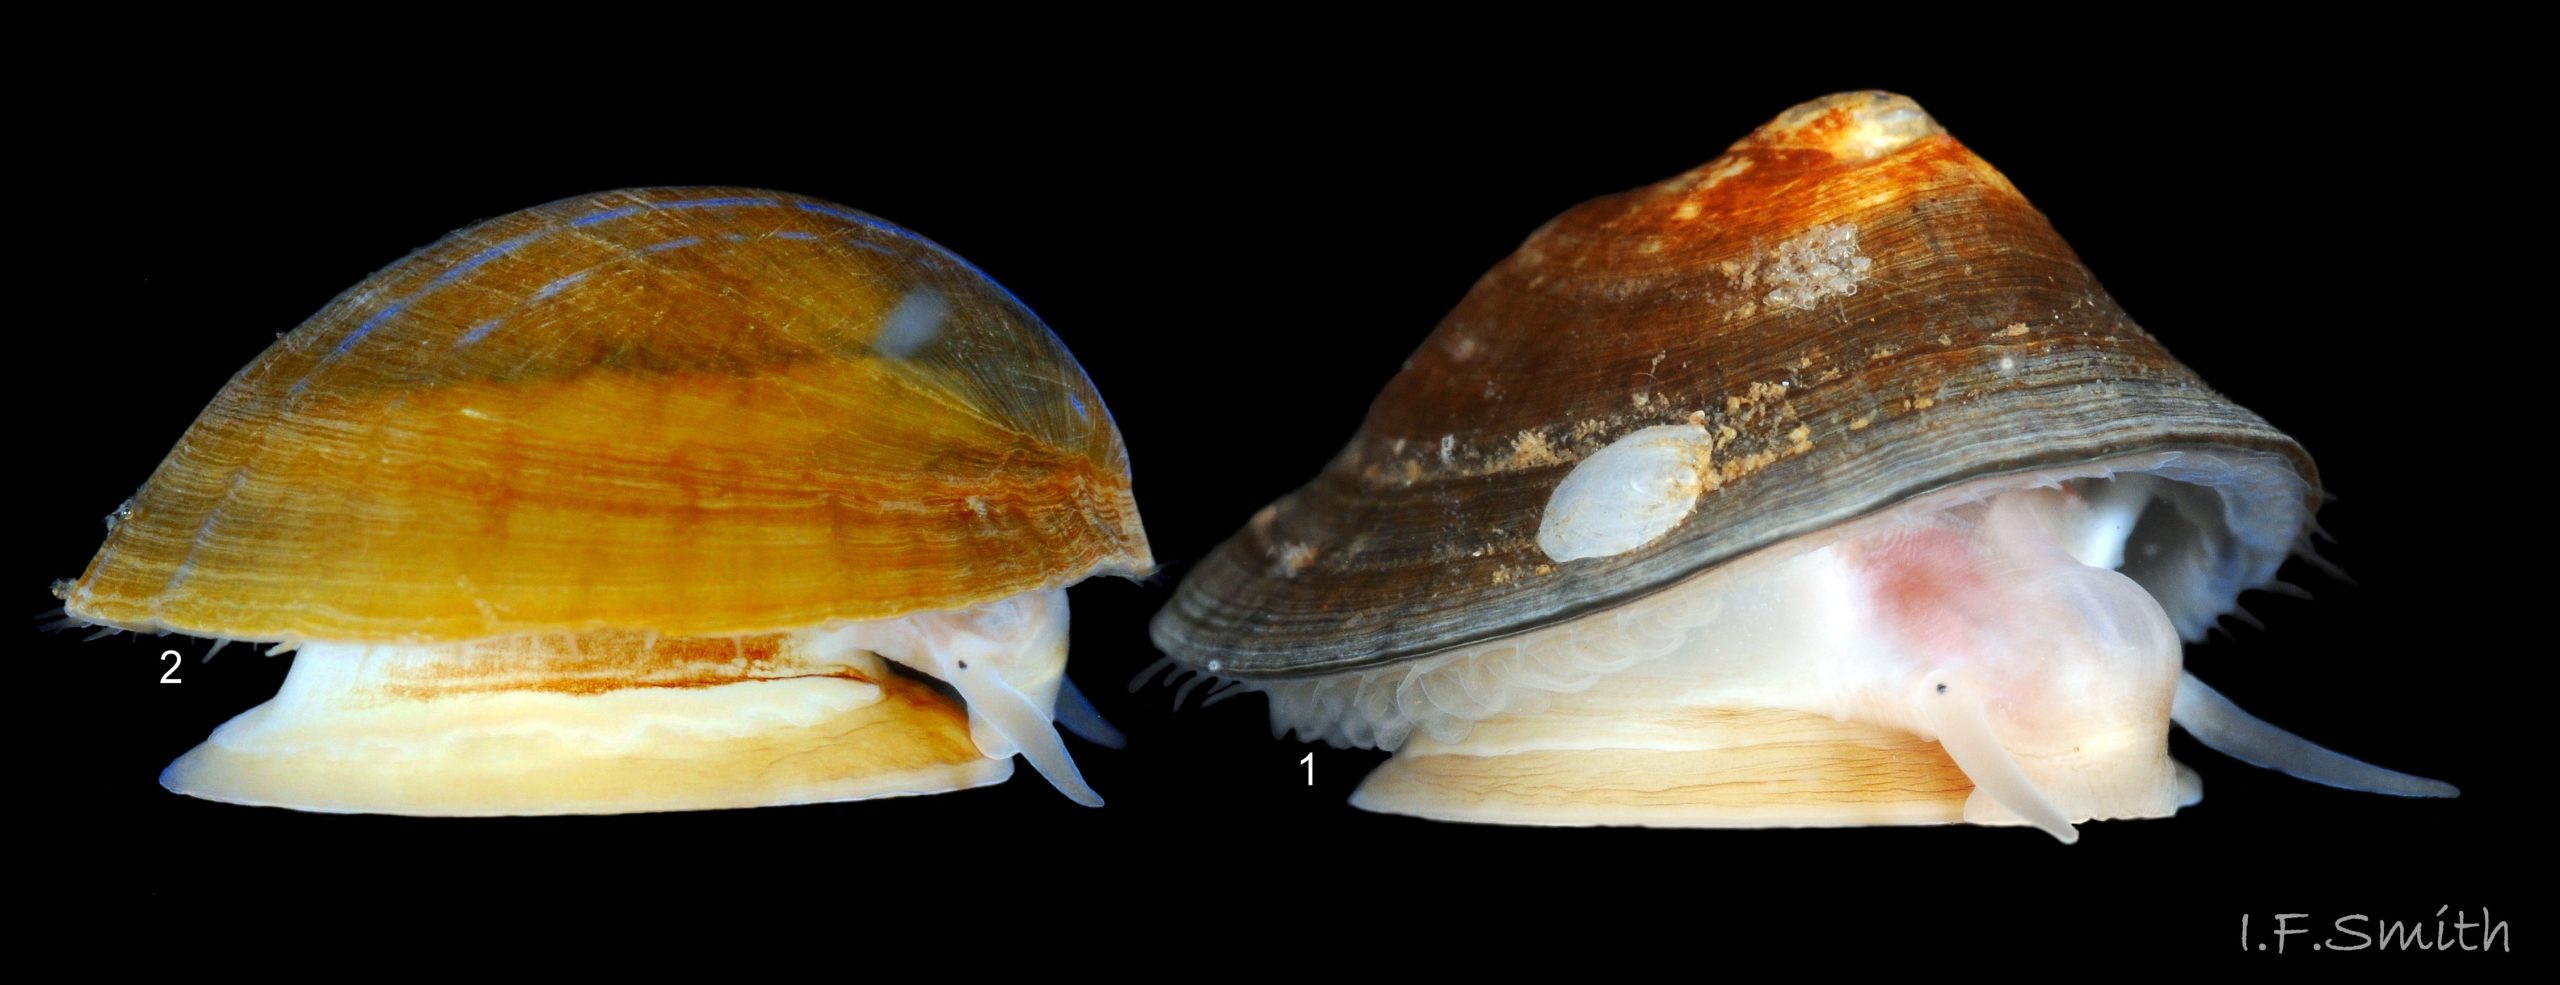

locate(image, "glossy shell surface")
[[64, 187, 1152, 643], [1153, 92, 2310, 678]]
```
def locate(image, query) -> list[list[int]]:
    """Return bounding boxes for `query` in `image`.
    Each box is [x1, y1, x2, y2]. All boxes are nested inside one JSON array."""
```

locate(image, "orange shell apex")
[[64, 188, 1152, 644]]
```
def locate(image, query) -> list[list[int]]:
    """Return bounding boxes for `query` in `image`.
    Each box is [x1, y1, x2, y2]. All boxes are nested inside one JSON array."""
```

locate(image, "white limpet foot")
[[164, 587, 1108, 815]]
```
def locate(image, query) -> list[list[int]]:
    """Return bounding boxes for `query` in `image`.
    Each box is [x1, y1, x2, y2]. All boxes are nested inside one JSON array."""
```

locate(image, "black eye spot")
[[1935, 683, 1948, 694], [957, 660, 969, 670]]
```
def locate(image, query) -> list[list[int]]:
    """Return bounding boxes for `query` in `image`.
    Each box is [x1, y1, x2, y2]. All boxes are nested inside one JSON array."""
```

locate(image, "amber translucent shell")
[[66, 188, 1151, 643], [1154, 92, 2313, 678]]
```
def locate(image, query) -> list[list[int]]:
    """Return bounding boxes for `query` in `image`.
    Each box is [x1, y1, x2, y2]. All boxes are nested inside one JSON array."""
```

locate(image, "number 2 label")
[[160, 650, 182, 684]]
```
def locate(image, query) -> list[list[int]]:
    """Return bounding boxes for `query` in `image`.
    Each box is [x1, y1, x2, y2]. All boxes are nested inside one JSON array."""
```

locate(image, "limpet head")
[[1149, 92, 2456, 838], [57, 187, 1152, 814]]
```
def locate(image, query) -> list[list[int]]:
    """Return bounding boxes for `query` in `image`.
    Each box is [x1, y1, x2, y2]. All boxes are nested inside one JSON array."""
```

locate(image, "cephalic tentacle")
[[1918, 669, 2080, 844], [830, 587, 1108, 807], [934, 660, 1104, 807], [1054, 677, 1126, 749], [2171, 672, 2458, 799]]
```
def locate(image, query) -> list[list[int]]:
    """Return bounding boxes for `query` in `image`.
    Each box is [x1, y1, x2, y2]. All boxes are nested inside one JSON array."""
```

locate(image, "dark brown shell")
[[1151, 91, 2314, 679]]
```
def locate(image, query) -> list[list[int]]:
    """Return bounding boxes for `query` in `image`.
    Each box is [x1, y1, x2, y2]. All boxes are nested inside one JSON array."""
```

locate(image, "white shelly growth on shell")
[[1537, 423, 1717, 562]]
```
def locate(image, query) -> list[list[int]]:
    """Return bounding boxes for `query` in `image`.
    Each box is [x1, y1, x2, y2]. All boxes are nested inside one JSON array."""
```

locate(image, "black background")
[[37, 53, 2523, 955]]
